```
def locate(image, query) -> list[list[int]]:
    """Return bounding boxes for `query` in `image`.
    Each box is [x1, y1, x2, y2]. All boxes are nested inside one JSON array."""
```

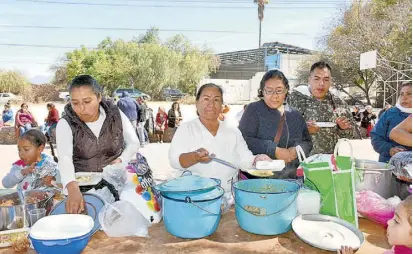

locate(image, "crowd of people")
[[0, 61, 411, 253]]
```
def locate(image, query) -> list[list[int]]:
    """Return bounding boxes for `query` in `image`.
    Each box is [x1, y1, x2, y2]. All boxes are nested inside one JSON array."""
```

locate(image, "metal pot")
[[355, 159, 394, 199], [0, 190, 55, 231]]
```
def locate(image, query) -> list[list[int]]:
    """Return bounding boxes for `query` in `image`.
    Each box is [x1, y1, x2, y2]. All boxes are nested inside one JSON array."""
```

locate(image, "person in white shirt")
[[56, 75, 140, 214], [169, 83, 271, 192]]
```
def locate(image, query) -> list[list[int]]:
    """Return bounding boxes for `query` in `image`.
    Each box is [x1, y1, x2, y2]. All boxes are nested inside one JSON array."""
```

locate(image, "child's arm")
[[2, 163, 35, 188]]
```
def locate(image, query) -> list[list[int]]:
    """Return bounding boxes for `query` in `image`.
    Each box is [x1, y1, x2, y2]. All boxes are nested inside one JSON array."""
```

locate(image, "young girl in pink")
[[339, 195, 412, 254]]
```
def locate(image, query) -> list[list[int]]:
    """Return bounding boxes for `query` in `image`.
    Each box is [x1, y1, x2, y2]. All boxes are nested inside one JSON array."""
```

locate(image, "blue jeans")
[[40, 123, 57, 136], [19, 123, 32, 136]]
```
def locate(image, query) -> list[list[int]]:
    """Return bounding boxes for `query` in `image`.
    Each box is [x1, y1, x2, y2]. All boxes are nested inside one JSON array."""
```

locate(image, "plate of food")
[[315, 122, 337, 128], [75, 173, 103, 186]]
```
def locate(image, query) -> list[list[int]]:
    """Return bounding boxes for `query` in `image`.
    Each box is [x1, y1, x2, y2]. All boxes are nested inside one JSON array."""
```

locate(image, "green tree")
[[0, 70, 29, 94]]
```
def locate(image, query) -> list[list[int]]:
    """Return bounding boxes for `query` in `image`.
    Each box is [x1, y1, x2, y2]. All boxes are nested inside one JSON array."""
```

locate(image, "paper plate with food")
[[75, 173, 103, 186]]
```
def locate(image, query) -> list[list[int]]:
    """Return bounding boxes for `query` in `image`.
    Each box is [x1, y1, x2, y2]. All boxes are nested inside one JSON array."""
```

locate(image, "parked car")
[[113, 88, 151, 101], [0, 93, 18, 104], [162, 88, 186, 102], [59, 91, 70, 102]]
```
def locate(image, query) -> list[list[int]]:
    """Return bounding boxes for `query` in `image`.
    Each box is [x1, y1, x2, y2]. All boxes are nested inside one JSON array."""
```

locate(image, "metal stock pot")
[[0, 190, 54, 231]]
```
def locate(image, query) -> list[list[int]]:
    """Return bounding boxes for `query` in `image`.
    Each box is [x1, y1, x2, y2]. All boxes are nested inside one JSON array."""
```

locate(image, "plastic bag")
[[87, 187, 115, 204], [102, 163, 128, 192], [98, 200, 151, 237], [356, 190, 401, 226]]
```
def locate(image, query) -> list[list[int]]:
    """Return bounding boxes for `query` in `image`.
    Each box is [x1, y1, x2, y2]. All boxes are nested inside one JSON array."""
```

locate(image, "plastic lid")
[[162, 186, 224, 202], [50, 193, 104, 235], [30, 214, 93, 240], [155, 173, 220, 193]]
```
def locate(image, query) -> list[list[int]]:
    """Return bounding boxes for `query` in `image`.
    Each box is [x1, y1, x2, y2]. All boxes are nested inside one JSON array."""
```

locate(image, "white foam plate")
[[255, 160, 285, 171], [75, 173, 103, 186], [30, 214, 94, 240], [316, 122, 337, 128]]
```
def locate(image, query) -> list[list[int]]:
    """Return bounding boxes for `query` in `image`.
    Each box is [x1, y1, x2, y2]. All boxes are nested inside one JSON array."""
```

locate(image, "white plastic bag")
[[102, 163, 128, 192], [98, 200, 151, 237], [87, 187, 115, 204]]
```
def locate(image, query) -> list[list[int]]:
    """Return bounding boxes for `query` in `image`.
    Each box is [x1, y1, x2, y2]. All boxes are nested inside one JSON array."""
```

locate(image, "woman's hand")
[[194, 148, 211, 163], [390, 147, 406, 157], [65, 181, 85, 214], [275, 147, 294, 163], [253, 154, 272, 165], [110, 158, 122, 165]]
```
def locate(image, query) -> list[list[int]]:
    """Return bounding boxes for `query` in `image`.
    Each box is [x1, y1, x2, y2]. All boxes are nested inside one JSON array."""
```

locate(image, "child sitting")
[[339, 195, 412, 254], [2, 129, 58, 191]]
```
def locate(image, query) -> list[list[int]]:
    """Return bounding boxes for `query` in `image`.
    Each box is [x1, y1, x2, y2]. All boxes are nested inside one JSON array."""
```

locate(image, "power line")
[[0, 60, 51, 65], [15, 0, 342, 9], [0, 43, 94, 49], [0, 25, 313, 36], [0, 25, 254, 34]]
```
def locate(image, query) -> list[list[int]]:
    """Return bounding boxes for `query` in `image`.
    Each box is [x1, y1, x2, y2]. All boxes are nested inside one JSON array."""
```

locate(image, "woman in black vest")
[[56, 75, 140, 214]]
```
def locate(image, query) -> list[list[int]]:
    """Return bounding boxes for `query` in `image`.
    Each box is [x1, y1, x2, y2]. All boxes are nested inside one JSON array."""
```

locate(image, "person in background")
[[2, 129, 58, 191], [239, 70, 312, 179], [378, 103, 392, 119], [40, 103, 59, 136], [360, 105, 376, 138], [15, 103, 36, 136], [288, 61, 354, 155], [371, 82, 412, 162], [169, 83, 271, 194], [168, 102, 183, 129], [155, 107, 168, 143], [117, 91, 142, 143], [1, 103, 14, 126], [352, 106, 361, 123], [339, 195, 412, 254], [136, 97, 148, 147], [236, 104, 248, 122], [219, 104, 230, 121]]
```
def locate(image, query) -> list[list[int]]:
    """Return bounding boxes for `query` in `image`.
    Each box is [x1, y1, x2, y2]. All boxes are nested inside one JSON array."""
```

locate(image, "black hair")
[[196, 83, 224, 102], [258, 69, 289, 98], [20, 103, 28, 108], [400, 82, 412, 90], [310, 61, 332, 73], [19, 129, 46, 148], [46, 103, 55, 108], [68, 74, 101, 97], [171, 102, 182, 115]]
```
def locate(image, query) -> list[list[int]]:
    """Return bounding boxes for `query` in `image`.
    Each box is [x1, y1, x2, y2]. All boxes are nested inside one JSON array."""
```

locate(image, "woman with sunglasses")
[[239, 70, 312, 180]]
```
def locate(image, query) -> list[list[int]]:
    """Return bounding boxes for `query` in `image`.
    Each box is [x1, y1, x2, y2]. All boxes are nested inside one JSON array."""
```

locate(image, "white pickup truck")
[[59, 92, 70, 102]]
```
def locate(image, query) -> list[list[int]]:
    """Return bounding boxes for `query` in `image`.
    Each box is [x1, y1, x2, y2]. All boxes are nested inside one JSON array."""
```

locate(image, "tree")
[[254, 0, 269, 48], [0, 70, 29, 94], [297, 0, 412, 105], [60, 28, 219, 99]]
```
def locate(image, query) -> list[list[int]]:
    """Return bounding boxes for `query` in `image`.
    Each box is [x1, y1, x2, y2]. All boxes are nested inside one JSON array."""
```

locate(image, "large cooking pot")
[[0, 190, 55, 231], [355, 159, 394, 199]]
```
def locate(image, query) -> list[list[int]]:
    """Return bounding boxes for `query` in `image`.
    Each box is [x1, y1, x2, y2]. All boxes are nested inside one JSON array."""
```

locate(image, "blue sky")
[[0, 0, 350, 83]]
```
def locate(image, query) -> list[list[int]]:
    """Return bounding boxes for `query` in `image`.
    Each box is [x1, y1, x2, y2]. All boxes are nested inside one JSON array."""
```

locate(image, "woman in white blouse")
[[169, 83, 271, 192], [56, 75, 140, 214]]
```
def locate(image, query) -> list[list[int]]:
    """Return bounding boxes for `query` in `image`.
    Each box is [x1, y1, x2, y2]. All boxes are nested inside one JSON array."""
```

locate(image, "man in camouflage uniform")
[[288, 61, 354, 155]]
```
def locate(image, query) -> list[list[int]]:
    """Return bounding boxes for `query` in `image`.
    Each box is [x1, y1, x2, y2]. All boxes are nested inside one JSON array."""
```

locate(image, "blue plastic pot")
[[161, 186, 224, 239], [30, 231, 92, 254], [233, 179, 300, 235]]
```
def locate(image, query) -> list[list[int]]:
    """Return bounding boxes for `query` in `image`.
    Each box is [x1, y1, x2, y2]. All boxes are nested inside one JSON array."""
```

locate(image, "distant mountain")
[[30, 74, 53, 84]]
